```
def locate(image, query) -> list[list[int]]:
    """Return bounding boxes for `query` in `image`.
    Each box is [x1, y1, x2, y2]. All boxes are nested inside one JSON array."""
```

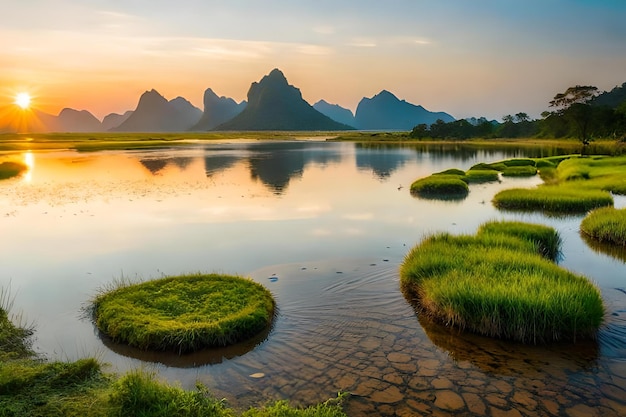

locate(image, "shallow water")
[[1, 140, 625, 416]]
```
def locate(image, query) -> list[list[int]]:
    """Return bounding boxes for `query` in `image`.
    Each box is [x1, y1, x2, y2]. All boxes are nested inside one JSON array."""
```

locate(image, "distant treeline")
[[410, 83, 626, 142]]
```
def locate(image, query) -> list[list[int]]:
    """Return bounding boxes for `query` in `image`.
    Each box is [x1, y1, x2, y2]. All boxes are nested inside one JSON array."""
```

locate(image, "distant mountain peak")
[[355, 90, 454, 130], [216, 69, 354, 131]]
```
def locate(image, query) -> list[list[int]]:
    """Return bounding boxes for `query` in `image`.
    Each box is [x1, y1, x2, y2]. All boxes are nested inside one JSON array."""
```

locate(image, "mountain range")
[[1, 68, 457, 133]]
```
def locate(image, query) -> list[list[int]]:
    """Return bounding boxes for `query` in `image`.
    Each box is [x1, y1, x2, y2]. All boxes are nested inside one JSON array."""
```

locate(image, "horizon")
[[2, 1, 626, 121]]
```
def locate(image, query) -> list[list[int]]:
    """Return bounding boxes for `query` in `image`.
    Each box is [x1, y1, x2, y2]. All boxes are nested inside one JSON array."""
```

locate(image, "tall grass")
[[477, 220, 562, 261], [400, 223, 604, 343], [580, 207, 626, 246], [91, 273, 275, 352]]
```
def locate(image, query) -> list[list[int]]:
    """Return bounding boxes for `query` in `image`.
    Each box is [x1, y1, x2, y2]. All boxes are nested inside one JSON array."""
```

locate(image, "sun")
[[14, 92, 31, 109]]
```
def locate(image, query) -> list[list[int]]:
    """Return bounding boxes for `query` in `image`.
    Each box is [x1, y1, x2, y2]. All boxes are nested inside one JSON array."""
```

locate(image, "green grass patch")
[[0, 161, 27, 180], [493, 186, 613, 213], [501, 165, 538, 177], [463, 169, 500, 183], [400, 221, 604, 343], [91, 273, 275, 353], [580, 207, 626, 246], [410, 175, 469, 199], [492, 155, 626, 214], [477, 220, 562, 261]]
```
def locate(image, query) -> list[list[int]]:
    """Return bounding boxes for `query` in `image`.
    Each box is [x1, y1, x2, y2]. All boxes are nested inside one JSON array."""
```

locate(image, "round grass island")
[[91, 273, 275, 353], [400, 221, 605, 344]]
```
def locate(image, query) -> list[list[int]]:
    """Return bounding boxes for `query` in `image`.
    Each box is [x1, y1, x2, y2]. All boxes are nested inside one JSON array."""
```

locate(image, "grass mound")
[[400, 221, 604, 343], [410, 174, 469, 199], [464, 169, 500, 183], [477, 220, 562, 261], [92, 273, 275, 353], [0, 161, 27, 180], [581, 207, 626, 246], [493, 186, 613, 213], [501, 165, 538, 177]]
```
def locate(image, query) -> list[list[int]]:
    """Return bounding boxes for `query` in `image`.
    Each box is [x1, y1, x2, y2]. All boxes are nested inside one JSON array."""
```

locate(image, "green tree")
[[548, 85, 599, 151]]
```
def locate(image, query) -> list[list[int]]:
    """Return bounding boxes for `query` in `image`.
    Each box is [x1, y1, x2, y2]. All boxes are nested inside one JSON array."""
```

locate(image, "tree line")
[[410, 84, 626, 146]]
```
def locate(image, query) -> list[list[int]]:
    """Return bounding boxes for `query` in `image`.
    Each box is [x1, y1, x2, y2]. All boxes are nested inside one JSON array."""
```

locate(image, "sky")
[[1, 0, 626, 121]]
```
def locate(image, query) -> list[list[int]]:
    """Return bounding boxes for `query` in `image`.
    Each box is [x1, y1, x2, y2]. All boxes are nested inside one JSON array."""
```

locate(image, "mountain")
[[354, 90, 454, 130], [111, 89, 201, 132], [191, 88, 246, 131], [56, 108, 102, 132], [313, 100, 355, 127], [216, 68, 354, 131], [102, 111, 133, 131], [592, 82, 626, 108]]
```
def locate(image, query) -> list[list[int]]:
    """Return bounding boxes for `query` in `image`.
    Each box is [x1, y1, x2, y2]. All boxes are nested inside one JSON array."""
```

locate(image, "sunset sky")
[[2, 0, 626, 121]]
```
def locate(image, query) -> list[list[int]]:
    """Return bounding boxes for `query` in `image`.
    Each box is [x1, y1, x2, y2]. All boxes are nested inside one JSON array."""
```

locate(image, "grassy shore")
[[0, 297, 347, 416], [400, 221, 604, 343], [91, 274, 275, 353]]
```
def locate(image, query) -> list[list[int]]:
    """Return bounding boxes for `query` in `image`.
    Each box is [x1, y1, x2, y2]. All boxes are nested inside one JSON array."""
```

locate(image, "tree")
[[515, 112, 530, 123], [548, 85, 599, 149], [502, 114, 514, 124]]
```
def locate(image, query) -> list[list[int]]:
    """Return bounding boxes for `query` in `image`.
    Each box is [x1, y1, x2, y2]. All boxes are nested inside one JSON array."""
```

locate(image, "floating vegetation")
[[581, 207, 626, 246]]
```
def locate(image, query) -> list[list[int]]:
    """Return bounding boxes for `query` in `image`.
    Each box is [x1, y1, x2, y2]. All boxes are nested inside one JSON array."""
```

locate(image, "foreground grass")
[[400, 221, 604, 343], [580, 207, 626, 246], [92, 274, 275, 353], [0, 303, 347, 416]]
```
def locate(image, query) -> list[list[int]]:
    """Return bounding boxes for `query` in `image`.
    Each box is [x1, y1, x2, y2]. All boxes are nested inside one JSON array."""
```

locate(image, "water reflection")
[[418, 314, 599, 377], [581, 232, 626, 263], [139, 156, 194, 174], [355, 143, 416, 180], [97, 324, 273, 368]]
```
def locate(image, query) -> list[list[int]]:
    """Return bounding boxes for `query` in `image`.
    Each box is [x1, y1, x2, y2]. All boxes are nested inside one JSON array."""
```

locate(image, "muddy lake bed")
[[1, 140, 625, 416]]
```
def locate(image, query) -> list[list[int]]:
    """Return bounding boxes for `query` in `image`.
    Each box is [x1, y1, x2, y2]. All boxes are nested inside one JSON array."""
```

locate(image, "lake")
[[1, 140, 625, 416]]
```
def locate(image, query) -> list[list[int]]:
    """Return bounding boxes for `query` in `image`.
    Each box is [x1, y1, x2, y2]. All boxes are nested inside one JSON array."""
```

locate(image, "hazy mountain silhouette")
[[592, 82, 626, 108], [313, 100, 355, 127], [102, 111, 133, 131], [216, 69, 354, 131], [111, 89, 201, 132], [354, 90, 454, 130], [191, 88, 246, 131], [56, 108, 102, 132]]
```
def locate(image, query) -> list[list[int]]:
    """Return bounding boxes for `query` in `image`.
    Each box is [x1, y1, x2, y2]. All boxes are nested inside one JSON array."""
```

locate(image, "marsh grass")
[[492, 155, 626, 213], [400, 222, 604, 343], [463, 169, 500, 183], [409, 174, 469, 199], [91, 273, 275, 353], [501, 165, 538, 177], [0, 161, 27, 180], [477, 220, 562, 261], [493, 186, 613, 213], [580, 207, 626, 246]]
